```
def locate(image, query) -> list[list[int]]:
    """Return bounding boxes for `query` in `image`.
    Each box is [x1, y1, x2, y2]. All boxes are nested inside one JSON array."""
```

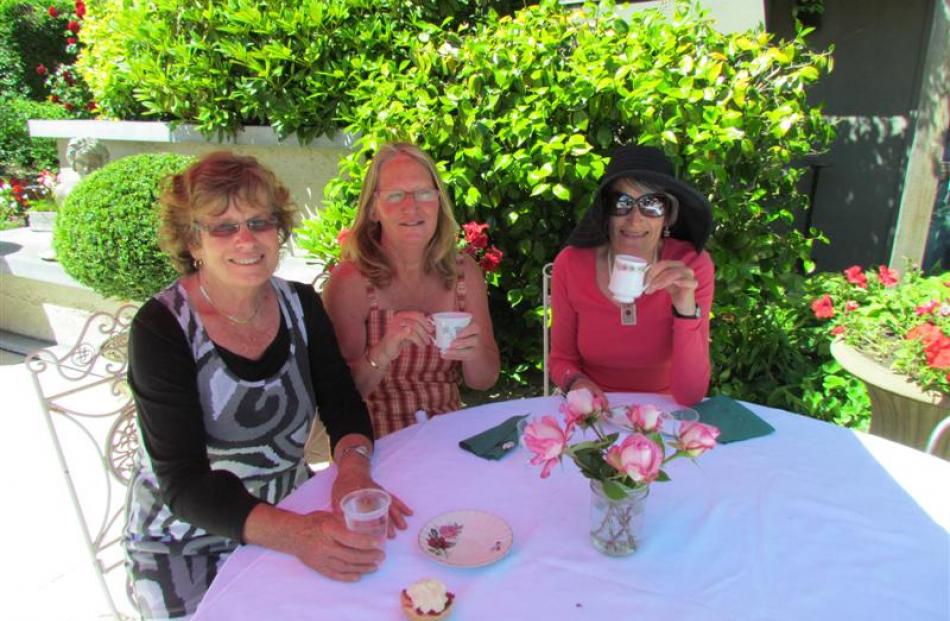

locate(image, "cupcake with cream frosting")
[[400, 578, 454, 620]]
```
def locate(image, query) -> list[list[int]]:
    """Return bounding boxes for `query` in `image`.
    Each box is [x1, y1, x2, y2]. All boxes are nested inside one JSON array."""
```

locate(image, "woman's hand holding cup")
[[432, 312, 475, 360], [378, 311, 432, 360], [644, 260, 698, 314]]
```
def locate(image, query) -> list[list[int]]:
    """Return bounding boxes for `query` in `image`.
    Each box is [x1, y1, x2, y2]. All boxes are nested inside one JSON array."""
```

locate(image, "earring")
[[193, 258, 203, 270], [662, 226, 671, 238]]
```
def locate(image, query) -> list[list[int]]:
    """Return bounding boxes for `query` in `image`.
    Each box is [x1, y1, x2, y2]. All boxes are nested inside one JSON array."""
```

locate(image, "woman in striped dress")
[[324, 143, 500, 437]]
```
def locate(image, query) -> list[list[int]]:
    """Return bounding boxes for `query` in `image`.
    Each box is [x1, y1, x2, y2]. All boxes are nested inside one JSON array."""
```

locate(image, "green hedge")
[[54, 153, 192, 301], [0, 97, 72, 176], [0, 0, 74, 101], [296, 1, 841, 420], [77, 0, 531, 141]]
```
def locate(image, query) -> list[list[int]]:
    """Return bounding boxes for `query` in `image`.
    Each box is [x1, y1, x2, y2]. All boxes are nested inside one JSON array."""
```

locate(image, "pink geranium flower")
[[878, 265, 899, 287], [843, 265, 867, 288]]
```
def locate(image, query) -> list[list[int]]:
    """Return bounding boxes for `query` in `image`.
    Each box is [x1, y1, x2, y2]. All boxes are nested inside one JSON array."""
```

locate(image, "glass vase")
[[589, 480, 648, 556]]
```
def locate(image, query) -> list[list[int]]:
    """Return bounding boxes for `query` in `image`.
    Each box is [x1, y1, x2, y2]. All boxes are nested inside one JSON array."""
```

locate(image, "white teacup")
[[608, 254, 649, 303], [432, 312, 472, 353]]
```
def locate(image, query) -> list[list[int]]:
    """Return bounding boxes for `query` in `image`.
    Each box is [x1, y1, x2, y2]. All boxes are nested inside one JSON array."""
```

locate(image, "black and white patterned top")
[[125, 277, 372, 544]]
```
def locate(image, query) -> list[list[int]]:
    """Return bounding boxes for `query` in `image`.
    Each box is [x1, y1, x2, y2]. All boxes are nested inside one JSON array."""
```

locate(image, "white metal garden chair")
[[542, 262, 554, 396], [925, 415, 950, 457], [26, 304, 140, 620]]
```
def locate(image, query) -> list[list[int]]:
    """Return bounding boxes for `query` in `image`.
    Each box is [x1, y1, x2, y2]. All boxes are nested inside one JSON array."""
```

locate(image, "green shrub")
[[0, 0, 74, 101], [54, 153, 193, 301], [0, 97, 72, 176], [77, 0, 529, 141], [296, 1, 839, 418]]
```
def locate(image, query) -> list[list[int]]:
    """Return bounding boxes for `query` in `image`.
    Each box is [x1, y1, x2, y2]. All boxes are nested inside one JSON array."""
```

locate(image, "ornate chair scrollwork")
[[26, 304, 140, 620]]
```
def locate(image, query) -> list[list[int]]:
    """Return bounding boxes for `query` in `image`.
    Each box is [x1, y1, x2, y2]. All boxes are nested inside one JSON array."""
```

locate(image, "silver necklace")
[[198, 278, 262, 325]]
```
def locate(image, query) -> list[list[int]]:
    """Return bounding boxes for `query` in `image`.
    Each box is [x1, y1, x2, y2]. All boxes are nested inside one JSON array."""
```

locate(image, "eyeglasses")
[[194, 214, 280, 238], [376, 189, 440, 205], [605, 191, 672, 218]]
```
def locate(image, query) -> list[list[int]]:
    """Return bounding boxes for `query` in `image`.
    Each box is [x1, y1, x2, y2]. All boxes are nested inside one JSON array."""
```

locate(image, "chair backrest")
[[542, 262, 554, 396], [26, 304, 141, 621], [925, 415, 950, 457]]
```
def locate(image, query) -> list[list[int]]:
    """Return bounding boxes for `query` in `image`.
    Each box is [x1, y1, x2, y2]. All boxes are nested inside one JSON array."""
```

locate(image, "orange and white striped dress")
[[364, 273, 467, 437]]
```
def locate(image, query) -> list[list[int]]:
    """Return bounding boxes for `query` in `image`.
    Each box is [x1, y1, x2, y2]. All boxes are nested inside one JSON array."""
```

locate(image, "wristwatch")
[[340, 445, 371, 461], [672, 305, 701, 319]]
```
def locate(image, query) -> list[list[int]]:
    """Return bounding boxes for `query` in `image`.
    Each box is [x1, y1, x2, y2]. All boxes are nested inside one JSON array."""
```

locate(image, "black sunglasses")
[[194, 214, 280, 238], [604, 191, 672, 218]]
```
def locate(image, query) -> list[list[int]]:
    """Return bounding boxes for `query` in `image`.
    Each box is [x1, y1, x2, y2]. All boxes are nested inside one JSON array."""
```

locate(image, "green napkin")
[[693, 395, 775, 444], [459, 415, 528, 460]]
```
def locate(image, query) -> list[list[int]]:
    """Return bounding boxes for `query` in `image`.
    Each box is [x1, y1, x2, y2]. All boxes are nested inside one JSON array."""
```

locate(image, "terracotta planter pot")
[[831, 340, 949, 459]]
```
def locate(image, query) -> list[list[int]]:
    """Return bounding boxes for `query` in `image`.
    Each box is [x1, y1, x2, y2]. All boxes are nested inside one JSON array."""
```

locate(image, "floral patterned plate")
[[418, 510, 513, 568]]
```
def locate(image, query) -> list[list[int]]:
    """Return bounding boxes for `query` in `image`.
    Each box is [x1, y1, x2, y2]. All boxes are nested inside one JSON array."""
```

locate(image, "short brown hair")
[[158, 151, 297, 274], [343, 143, 459, 288]]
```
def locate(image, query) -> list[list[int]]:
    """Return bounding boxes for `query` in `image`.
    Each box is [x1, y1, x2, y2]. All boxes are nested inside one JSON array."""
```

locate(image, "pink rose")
[[676, 422, 720, 457], [560, 387, 604, 426], [605, 433, 663, 484], [625, 404, 663, 433], [523, 416, 572, 478]]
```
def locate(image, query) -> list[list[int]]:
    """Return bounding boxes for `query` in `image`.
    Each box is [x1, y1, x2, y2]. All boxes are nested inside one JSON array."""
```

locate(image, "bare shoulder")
[[458, 253, 488, 290], [324, 260, 370, 312]]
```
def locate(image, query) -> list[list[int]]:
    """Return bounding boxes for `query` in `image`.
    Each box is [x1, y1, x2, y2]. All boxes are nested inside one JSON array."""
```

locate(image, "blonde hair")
[[158, 151, 297, 274], [344, 143, 459, 288]]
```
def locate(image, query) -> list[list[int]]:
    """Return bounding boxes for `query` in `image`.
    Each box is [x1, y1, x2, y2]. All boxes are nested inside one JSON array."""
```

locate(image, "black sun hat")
[[566, 145, 713, 251]]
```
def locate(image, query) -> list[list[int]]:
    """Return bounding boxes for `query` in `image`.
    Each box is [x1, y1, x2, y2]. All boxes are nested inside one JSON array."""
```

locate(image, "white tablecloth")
[[194, 394, 950, 620]]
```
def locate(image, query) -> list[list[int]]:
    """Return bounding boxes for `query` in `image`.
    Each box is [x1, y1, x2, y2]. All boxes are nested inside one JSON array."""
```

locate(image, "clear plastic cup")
[[340, 488, 391, 540]]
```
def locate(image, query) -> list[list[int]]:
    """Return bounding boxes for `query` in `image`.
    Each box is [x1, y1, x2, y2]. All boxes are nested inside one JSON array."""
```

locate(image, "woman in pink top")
[[324, 143, 500, 437], [549, 145, 714, 406]]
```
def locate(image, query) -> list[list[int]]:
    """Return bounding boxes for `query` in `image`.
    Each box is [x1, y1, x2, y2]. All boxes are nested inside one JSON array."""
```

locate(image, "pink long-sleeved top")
[[549, 239, 714, 405]]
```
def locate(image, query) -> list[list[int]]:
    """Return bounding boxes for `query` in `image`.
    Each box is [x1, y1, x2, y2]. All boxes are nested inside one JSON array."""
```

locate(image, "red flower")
[[845, 300, 859, 312], [924, 333, 950, 369], [64, 102, 74, 111], [830, 325, 845, 336], [916, 300, 939, 316], [86, 100, 97, 111], [878, 265, 899, 287], [811, 294, 835, 319], [479, 246, 503, 273], [48, 6, 58, 17], [335, 227, 350, 246], [462, 221, 489, 249], [67, 37, 77, 44], [50, 94, 60, 103], [907, 322, 942, 347], [843, 265, 867, 288], [67, 20, 80, 33], [74, 1, 86, 18], [36, 63, 48, 75]]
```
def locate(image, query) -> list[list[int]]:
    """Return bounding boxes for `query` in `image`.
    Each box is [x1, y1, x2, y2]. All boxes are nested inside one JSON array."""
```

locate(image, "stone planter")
[[831, 340, 949, 459], [29, 210, 57, 232]]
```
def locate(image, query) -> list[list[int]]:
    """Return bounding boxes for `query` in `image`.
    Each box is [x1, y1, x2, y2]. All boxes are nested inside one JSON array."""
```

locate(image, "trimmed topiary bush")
[[0, 97, 72, 176], [54, 152, 193, 301]]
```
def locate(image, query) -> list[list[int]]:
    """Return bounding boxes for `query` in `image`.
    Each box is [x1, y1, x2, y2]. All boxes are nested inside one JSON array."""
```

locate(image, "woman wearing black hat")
[[548, 145, 714, 405]]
